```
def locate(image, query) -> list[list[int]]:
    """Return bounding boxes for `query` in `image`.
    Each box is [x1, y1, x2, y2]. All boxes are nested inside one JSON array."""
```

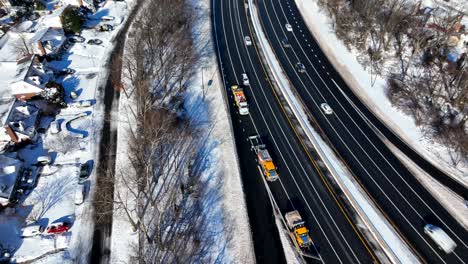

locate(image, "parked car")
[[20, 167, 38, 189], [285, 23, 293, 32], [244, 36, 252, 46], [79, 161, 91, 180], [97, 24, 114, 32], [50, 120, 61, 134], [21, 225, 45, 237], [295, 62, 306, 73], [68, 35, 85, 43], [55, 68, 75, 76], [281, 37, 291, 48], [87, 39, 103, 45], [45, 222, 70, 235], [321, 103, 333, 115], [36, 155, 51, 165], [101, 15, 115, 21], [74, 184, 85, 205]]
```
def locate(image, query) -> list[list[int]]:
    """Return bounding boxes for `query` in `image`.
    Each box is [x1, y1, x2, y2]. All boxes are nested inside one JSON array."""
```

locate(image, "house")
[[39, 4, 69, 29], [0, 154, 22, 207], [9, 55, 50, 101], [29, 27, 66, 56], [0, 100, 41, 150]]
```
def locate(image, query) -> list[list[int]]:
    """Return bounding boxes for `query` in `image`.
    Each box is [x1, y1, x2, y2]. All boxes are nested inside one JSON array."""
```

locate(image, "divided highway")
[[255, 0, 468, 263], [213, 0, 384, 263]]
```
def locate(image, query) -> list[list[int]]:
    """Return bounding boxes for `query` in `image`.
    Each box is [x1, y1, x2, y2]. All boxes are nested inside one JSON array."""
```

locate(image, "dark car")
[[55, 68, 75, 76], [295, 62, 306, 73], [79, 161, 92, 180], [87, 39, 103, 45], [97, 24, 114, 32], [281, 37, 291, 48], [68, 35, 85, 43]]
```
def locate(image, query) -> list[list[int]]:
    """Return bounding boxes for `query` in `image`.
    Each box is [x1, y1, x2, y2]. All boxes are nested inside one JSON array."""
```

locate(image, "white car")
[[424, 224, 457, 254], [321, 103, 333, 115], [74, 184, 85, 205], [244, 36, 252, 46], [21, 225, 45, 238], [241, 73, 250, 86], [50, 120, 60, 134], [285, 23, 293, 32]]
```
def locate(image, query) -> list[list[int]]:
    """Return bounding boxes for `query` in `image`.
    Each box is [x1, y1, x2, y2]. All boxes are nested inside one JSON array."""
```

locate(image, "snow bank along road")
[[255, 0, 468, 263], [213, 0, 388, 263]]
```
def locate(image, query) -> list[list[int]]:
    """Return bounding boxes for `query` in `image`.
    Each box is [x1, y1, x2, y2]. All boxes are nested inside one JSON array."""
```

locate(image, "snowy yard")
[[0, 0, 135, 262]]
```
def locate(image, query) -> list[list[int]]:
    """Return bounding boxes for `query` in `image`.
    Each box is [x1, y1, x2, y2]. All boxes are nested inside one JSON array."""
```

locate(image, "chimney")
[[4, 125, 19, 143]]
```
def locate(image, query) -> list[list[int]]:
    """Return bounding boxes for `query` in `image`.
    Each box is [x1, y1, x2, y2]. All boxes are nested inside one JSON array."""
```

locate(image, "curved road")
[[255, 0, 468, 263], [213, 0, 388, 263]]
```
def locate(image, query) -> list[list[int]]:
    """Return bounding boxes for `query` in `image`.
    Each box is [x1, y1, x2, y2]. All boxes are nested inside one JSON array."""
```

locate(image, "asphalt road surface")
[[254, 0, 468, 262], [212, 0, 388, 263]]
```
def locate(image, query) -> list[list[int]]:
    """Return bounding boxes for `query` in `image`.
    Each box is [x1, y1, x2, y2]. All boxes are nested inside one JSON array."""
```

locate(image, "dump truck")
[[285, 210, 312, 248], [248, 135, 278, 181], [231, 85, 249, 115]]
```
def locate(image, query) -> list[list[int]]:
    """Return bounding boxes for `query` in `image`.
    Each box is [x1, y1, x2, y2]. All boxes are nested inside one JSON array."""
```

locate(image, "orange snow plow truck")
[[231, 85, 249, 115], [248, 135, 278, 181], [285, 210, 312, 248]]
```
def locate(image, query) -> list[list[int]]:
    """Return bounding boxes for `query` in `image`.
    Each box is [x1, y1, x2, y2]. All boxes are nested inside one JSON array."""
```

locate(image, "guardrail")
[[246, 0, 412, 263]]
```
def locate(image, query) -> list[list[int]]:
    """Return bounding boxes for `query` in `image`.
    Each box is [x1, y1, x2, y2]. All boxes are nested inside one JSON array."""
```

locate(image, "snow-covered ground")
[[294, 0, 468, 184], [110, 0, 255, 262], [248, 0, 419, 262], [0, 1, 135, 262]]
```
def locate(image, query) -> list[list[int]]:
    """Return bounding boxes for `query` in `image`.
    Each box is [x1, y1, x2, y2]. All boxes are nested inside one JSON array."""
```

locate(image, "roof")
[[2, 100, 40, 141], [0, 55, 35, 98], [0, 154, 22, 203], [29, 27, 65, 53]]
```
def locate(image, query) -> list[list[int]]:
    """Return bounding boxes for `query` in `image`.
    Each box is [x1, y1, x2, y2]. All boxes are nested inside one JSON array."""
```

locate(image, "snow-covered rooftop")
[[0, 154, 22, 204]]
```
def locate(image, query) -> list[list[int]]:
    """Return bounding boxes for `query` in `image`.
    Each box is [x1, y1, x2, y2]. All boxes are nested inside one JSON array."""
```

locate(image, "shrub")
[[60, 6, 84, 34]]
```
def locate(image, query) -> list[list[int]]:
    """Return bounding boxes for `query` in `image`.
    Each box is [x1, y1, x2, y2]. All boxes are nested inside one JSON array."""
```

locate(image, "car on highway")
[[295, 62, 306, 73], [424, 224, 457, 254], [241, 73, 250, 86], [281, 37, 291, 48], [21, 225, 45, 238], [87, 39, 103, 45], [285, 23, 293, 32], [244, 36, 252, 46], [321, 103, 333, 115]]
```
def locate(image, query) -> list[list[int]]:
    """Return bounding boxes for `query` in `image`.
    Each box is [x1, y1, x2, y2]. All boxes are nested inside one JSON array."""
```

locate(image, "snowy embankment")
[[294, 0, 468, 229], [294, 0, 467, 183], [110, 0, 255, 262], [248, 0, 419, 263]]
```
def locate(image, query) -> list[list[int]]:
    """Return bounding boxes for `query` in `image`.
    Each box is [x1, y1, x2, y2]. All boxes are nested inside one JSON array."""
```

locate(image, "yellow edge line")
[[242, 2, 379, 263]]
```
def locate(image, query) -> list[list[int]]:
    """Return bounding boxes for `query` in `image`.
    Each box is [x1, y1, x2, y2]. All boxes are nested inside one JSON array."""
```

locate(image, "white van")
[[424, 224, 457, 254]]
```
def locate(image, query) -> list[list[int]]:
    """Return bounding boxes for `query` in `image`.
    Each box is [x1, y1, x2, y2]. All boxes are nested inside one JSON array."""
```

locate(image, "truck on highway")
[[424, 224, 457, 254], [231, 85, 249, 115], [248, 135, 279, 181], [285, 210, 312, 248]]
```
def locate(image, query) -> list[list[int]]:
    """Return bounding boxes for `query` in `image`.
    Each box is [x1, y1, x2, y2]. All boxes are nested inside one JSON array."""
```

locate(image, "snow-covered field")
[[294, 0, 468, 183], [0, 1, 135, 262], [248, 0, 419, 262]]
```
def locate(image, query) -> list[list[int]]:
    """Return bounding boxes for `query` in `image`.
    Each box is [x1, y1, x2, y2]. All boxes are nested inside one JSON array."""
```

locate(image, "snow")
[[110, 0, 255, 262], [294, 0, 468, 183], [0, 0, 136, 262], [248, 0, 419, 262]]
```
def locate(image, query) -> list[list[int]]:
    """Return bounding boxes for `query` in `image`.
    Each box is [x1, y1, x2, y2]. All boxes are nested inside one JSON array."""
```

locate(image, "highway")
[[254, 0, 468, 263], [213, 0, 385, 263]]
